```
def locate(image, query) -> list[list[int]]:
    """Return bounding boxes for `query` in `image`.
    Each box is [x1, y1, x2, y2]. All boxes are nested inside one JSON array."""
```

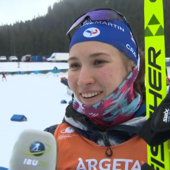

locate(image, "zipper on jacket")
[[101, 132, 113, 157]]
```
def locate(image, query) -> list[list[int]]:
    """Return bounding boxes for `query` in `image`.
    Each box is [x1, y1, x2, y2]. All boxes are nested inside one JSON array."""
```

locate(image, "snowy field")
[[0, 62, 69, 72], [0, 62, 170, 168], [0, 62, 71, 168]]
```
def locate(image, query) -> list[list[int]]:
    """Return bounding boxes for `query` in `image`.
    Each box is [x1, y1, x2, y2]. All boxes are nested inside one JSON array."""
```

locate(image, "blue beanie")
[[69, 19, 138, 64]]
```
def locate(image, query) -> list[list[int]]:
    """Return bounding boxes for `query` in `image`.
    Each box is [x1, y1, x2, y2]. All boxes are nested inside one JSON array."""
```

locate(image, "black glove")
[[139, 91, 170, 146], [141, 163, 155, 170]]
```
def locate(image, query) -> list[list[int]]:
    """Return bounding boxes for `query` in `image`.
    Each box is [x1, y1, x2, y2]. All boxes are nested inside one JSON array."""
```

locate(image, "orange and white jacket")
[[54, 123, 147, 170]]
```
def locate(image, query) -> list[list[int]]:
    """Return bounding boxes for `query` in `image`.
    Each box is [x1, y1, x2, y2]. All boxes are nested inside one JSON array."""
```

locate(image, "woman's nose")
[[77, 67, 95, 86]]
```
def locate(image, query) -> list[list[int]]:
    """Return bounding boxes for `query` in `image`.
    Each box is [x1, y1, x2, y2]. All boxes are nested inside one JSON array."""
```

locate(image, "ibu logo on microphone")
[[30, 141, 45, 156], [23, 141, 51, 157], [23, 158, 47, 167], [23, 141, 51, 167]]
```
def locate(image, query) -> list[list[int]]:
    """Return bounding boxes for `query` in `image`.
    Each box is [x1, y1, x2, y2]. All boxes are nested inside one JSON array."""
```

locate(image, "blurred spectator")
[[166, 68, 170, 85], [2, 71, 7, 81]]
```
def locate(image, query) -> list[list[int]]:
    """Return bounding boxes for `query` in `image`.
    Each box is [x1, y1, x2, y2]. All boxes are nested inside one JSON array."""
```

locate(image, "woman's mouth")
[[81, 91, 102, 98]]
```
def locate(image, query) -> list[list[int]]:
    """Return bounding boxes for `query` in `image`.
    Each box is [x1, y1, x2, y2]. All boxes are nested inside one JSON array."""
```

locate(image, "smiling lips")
[[81, 92, 102, 98]]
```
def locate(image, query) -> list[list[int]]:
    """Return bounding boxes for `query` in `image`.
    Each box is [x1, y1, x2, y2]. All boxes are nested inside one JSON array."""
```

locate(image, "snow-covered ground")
[[0, 62, 170, 168], [0, 62, 68, 72], [0, 62, 71, 168]]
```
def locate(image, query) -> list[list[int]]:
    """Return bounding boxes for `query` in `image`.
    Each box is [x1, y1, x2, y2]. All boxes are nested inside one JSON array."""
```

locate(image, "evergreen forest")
[[0, 0, 169, 60]]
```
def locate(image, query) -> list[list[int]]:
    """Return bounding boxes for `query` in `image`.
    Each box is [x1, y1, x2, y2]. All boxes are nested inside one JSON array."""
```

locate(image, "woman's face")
[[68, 41, 134, 106]]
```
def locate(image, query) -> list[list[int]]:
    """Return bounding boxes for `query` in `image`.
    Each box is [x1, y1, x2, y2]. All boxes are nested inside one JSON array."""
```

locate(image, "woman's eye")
[[94, 60, 105, 65], [69, 63, 80, 69]]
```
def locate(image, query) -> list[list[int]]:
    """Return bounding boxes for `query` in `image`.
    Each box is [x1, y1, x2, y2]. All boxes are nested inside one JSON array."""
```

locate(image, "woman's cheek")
[[68, 72, 76, 87], [98, 67, 114, 80]]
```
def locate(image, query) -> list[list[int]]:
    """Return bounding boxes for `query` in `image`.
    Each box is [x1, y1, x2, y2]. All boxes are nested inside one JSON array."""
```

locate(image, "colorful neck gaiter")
[[72, 65, 142, 128]]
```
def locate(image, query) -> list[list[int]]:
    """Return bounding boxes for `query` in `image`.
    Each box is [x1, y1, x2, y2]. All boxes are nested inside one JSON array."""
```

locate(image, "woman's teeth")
[[82, 92, 101, 98]]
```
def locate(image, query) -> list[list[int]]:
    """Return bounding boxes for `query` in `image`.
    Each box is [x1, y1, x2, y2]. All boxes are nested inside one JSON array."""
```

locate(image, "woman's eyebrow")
[[68, 52, 109, 61], [89, 52, 110, 58], [68, 56, 77, 61]]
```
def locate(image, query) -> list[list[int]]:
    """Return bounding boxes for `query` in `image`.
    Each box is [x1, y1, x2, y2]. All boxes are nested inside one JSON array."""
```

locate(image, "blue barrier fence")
[[3, 69, 68, 75], [166, 62, 170, 67]]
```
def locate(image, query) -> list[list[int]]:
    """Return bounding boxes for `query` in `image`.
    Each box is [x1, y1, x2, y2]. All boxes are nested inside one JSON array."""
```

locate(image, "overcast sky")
[[0, 0, 59, 25]]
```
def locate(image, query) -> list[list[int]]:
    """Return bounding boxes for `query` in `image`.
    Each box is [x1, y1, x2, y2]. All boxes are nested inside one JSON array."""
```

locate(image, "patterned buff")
[[72, 63, 142, 128]]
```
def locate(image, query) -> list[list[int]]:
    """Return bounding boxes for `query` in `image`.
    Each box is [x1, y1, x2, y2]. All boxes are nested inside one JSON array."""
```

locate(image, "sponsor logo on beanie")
[[83, 27, 100, 38]]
